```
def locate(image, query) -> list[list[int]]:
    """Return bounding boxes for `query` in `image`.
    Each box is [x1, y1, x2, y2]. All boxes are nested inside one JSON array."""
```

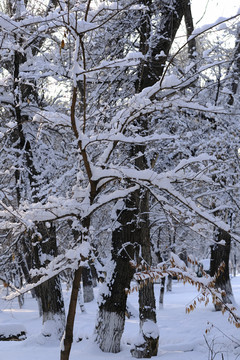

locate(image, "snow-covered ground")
[[1, 277, 240, 360]]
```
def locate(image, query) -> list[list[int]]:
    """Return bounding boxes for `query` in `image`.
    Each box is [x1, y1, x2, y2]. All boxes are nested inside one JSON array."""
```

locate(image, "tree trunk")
[[96, 1, 188, 356], [183, 0, 197, 60], [155, 247, 165, 308], [228, 25, 240, 105], [82, 266, 94, 303], [95, 196, 136, 353], [61, 267, 82, 360], [11, 47, 65, 338], [159, 277, 165, 309], [77, 282, 86, 313], [136, 0, 188, 90], [233, 252, 237, 277], [166, 275, 172, 292], [209, 26, 240, 313], [210, 228, 233, 310], [131, 190, 159, 358], [131, 280, 158, 358], [209, 25, 240, 303], [90, 263, 98, 287], [32, 223, 65, 338], [129, 1, 189, 354], [60, 214, 94, 360]]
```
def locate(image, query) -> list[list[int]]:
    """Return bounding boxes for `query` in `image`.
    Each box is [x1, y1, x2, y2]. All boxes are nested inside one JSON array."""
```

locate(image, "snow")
[[161, 74, 181, 89], [77, 20, 96, 33], [0, 14, 18, 31], [142, 320, 159, 339], [1, 277, 240, 359], [199, 259, 211, 271], [188, 14, 239, 42], [0, 323, 26, 338]]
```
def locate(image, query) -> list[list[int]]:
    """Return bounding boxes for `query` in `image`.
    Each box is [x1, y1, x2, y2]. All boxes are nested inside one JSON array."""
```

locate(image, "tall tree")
[[210, 25, 240, 309], [96, 0, 193, 357], [0, 0, 65, 338]]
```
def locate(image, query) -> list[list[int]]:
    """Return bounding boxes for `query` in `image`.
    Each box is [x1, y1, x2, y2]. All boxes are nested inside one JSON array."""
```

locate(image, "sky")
[[192, 0, 240, 26]]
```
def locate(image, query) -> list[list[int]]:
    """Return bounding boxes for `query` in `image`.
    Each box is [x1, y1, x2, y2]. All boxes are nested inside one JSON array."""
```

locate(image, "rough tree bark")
[[95, 196, 136, 353], [31, 223, 65, 337], [210, 228, 233, 310]]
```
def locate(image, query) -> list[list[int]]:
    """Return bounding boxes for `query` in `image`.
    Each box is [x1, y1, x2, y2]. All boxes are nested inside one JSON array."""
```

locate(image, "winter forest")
[[0, 0, 240, 359]]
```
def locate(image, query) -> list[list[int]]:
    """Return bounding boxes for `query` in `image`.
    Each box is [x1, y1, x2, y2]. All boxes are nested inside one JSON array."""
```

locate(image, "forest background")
[[0, 0, 240, 359]]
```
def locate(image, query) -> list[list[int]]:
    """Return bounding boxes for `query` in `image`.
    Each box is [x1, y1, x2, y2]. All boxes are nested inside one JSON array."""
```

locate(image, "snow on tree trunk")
[[95, 197, 136, 353], [131, 280, 159, 358], [32, 223, 65, 339], [95, 307, 125, 353], [40, 277, 65, 339]]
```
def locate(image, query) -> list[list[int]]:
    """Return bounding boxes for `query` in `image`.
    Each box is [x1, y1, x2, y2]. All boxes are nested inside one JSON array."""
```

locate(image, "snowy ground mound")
[[0, 323, 26, 341]]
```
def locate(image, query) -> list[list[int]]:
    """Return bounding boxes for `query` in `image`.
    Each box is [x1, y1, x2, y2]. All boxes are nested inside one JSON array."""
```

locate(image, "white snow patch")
[[161, 74, 181, 88], [142, 320, 159, 339]]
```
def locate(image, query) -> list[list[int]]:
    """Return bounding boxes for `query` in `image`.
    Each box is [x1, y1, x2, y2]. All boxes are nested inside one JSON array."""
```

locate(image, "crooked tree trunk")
[[60, 203, 93, 359], [95, 196, 136, 353], [69, 221, 94, 303]]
